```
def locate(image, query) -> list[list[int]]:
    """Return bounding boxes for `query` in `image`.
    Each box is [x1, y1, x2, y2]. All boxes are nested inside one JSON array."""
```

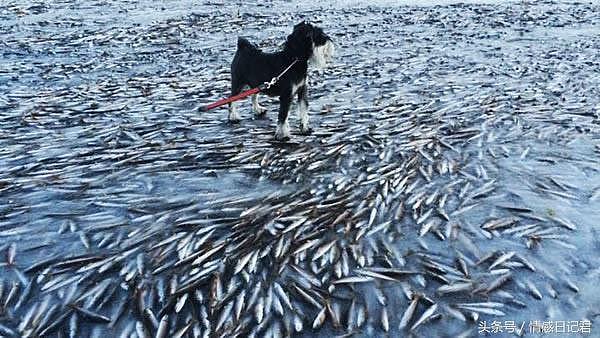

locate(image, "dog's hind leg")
[[228, 101, 241, 123], [275, 92, 292, 140], [296, 85, 312, 134], [228, 80, 243, 123], [252, 94, 267, 117]]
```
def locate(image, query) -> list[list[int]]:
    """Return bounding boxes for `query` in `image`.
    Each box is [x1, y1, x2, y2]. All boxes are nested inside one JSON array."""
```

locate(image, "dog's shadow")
[[221, 117, 307, 148], [267, 139, 302, 148]]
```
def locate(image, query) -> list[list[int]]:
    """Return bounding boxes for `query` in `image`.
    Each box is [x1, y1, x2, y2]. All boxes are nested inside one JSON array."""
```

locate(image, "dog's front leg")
[[297, 85, 312, 134], [275, 92, 292, 140]]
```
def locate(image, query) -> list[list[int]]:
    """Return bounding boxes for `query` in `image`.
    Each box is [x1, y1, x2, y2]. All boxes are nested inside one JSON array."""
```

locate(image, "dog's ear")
[[286, 21, 315, 58], [291, 22, 313, 41], [304, 25, 313, 42], [294, 20, 307, 31]]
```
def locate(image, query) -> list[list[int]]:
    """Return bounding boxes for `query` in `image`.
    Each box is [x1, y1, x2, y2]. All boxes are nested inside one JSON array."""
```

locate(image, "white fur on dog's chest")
[[291, 78, 306, 95]]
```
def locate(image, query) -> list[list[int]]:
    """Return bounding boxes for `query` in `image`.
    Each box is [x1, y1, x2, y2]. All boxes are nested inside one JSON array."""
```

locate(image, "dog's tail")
[[237, 37, 257, 51]]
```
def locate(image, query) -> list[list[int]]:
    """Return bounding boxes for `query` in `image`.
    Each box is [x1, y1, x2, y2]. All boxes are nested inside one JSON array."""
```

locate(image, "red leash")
[[200, 87, 261, 112], [200, 59, 298, 112]]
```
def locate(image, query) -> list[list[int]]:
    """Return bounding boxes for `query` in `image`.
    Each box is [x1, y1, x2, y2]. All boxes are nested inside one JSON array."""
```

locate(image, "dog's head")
[[286, 21, 334, 68]]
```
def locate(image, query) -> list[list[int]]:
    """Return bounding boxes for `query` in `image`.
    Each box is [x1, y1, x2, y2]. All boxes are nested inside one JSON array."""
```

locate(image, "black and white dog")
[[229, 21, 334, 140]]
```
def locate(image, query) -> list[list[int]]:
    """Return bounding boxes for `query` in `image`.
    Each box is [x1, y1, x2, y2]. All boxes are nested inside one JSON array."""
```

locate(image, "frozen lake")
[[1, 0, 599, 337]]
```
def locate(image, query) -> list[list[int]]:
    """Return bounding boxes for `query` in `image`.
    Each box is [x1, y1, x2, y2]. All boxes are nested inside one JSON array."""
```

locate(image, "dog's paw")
[[275, 122, 291, 141], [274, 131, 291, 141], [300, 126, 313, 135], [254, 106, 267, 117], [228, 117, 241, 124], [275, 135, 291, 142]]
